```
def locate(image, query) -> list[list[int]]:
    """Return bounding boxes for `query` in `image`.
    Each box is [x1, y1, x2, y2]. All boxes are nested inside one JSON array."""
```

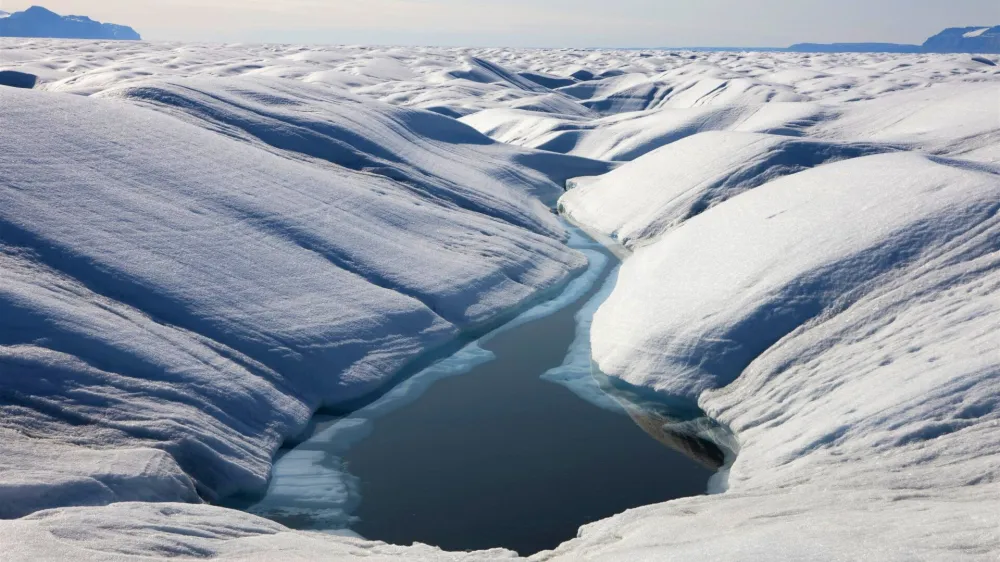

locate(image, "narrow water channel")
[[230, 225, 720, 556]]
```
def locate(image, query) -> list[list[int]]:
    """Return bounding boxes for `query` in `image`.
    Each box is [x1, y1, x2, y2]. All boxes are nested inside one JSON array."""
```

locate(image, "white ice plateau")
[[0, 39, 998, 560]]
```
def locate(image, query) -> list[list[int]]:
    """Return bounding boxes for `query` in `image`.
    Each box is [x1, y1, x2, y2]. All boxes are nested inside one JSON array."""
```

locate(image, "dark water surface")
[[229, 230, 717, 556], [340, 239, 714, 555]]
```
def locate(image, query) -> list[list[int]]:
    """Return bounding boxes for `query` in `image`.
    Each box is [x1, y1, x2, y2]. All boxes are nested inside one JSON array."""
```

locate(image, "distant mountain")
[[923, 26, 1000, 53], [651, 46, 787, 52], [786, 26, 1000, 54], [788, 42, 922, 54], [0, 6, 140, 40]]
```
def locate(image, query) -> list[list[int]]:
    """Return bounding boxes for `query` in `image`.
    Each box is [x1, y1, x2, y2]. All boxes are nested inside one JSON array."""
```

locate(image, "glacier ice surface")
[[0, 39, 998, 561]]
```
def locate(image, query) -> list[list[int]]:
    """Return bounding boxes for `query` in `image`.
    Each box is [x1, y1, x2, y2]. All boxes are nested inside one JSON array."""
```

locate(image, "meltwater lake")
[[228, 225, 724, 555]]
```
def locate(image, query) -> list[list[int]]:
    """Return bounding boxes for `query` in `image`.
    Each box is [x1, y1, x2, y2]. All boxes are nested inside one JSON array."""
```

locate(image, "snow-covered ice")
[[1, 39, 998, 560]]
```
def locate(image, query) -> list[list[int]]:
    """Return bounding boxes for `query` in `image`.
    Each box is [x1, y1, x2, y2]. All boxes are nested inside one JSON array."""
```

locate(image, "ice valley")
[[0, 40, 998, 560]]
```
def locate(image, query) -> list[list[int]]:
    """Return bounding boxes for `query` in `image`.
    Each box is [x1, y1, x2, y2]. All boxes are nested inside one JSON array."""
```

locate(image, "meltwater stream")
[[228, 225, 724, 555]]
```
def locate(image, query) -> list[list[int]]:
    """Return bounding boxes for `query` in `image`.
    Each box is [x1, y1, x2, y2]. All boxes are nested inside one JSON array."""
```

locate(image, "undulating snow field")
[[0, 40, 998, 560]]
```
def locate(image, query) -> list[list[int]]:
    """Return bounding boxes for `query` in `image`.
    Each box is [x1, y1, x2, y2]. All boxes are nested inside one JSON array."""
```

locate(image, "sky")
[[1, 0, 998, 47]]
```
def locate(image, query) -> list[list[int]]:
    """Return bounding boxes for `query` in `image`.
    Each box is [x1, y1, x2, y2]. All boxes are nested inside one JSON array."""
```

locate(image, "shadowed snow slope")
[[461, 102, 828, 162], [586, 153, 1000, 395], [97, 78, 611, 210], [0, 82, 600, 515], [1, 40, 999, 561]]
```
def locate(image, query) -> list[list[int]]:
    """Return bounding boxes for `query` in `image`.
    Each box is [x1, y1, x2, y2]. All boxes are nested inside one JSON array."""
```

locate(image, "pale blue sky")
[[3, 0, 998, 46]]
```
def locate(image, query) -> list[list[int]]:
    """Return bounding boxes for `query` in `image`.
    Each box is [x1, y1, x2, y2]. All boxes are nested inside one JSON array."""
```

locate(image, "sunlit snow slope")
[[1, 39, 998, 560]]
